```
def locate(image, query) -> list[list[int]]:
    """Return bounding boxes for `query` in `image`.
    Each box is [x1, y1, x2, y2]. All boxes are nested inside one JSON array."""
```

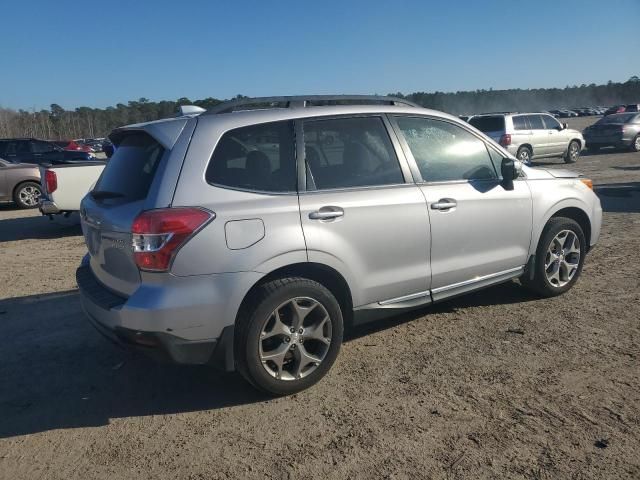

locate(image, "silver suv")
[[469, 113, 586, 164], [76, 96, 602, 395]]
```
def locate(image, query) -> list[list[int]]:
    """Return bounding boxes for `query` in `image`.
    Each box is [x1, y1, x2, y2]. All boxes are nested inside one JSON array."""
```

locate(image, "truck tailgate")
[[40, 162, 106, 212]]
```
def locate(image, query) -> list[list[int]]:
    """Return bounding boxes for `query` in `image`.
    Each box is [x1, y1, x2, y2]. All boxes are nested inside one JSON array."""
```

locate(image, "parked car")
[[54, 139, 93, 153], [604, 105, 626, 116], [39, 161, 107, 216], [76, 95, 602, 395], [0, 138, 94, 165], [468, 112, 585, 164], [0, 158, 42, 208], [583, 112, 640, 152]]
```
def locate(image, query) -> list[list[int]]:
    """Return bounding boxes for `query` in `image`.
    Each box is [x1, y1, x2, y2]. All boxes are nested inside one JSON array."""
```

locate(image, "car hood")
[[523, 166, 580, 180]]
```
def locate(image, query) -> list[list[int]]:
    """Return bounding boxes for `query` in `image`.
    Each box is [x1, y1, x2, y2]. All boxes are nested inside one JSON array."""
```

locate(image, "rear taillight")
[[499, 134, 512, 147], [131, 207, 214, 272], [45, 170, 57, 193]]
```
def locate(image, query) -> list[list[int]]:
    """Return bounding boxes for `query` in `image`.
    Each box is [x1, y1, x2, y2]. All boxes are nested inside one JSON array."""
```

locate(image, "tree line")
[[1, 77, 638, 141]]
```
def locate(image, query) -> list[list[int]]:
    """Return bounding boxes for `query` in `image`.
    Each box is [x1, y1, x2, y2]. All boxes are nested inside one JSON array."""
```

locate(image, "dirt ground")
[[1, 117, 639, 479]]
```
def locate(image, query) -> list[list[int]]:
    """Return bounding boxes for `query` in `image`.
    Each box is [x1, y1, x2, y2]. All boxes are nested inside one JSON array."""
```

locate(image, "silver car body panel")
[[78, 102, 603, 359]]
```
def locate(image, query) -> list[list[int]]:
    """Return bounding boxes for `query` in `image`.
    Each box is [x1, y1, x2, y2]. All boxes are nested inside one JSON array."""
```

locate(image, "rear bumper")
[[39, 199, 61, 215], [76, 264, 235, 369]]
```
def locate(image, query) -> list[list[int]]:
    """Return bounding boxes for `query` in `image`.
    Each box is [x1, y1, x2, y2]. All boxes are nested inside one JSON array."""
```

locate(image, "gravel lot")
[[1, 117, 639, 479]]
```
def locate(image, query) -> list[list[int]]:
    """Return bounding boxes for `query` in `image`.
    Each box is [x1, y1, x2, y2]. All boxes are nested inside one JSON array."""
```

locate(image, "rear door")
[[298, 115, 431, 307], [541, 114, 567, 155], [31, 140, 65, 164], [526, 114, 551, 157], [80, 131, 167, 296]]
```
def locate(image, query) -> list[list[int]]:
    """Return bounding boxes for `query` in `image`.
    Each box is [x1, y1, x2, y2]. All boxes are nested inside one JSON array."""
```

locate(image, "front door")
[[391, 115, 533, 301], [298, 115, 431, 308]]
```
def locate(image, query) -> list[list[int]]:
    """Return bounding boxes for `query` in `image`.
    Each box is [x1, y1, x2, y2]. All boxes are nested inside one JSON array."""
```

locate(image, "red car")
[[604, 105, 626, 116], [53, 140, 93, 153]]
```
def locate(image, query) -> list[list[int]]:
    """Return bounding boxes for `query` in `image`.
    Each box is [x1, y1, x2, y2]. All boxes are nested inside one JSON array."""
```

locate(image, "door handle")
[[309, 207, 344, 220], [431, 198, 457, 210]]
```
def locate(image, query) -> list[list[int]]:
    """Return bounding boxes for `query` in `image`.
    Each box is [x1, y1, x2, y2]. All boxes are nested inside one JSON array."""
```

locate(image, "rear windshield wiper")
[[90, 190, 124, 199]]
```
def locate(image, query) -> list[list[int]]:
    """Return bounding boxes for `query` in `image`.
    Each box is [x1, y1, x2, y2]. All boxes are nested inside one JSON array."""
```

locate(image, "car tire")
[[521, 217, 586, 298], [235, 277, 344, 396], [13, 181, 42, 209], [516, 146, 532, 164], [631, 135, 640, 152], [564, 140, 580, 163]]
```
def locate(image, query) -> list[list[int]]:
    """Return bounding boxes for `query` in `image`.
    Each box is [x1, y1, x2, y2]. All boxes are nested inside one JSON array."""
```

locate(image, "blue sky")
[[1, 0, 638, 110]]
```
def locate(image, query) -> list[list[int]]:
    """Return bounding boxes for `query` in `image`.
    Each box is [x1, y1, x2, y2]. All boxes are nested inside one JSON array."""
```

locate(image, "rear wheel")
[[521, 217, 586, 297], [516, 146, 532, 165], [631, 135, 640, 152], [13, 182, 42, 209], [235, 277, 344, 395], [564, 140, 580, 163]]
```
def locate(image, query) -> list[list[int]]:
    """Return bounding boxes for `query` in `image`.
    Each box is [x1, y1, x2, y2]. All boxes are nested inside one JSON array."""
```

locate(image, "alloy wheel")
[[544, 229, 581, 288], [19, 185, 41, 207], [259, 297, 332, 381]]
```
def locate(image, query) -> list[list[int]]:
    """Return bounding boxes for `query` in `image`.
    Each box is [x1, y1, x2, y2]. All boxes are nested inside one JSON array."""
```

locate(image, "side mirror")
[[103, 144, 114, 158], [501, 158, 516, 191], [562, 122, 568, 130]]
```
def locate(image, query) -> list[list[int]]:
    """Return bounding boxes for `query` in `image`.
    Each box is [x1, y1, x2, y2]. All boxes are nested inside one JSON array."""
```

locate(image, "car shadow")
[[0, 212, 81, 242], [0, 290, 267, 438], [347, 280, 537, 341], [0, 281, 539, 438], [594, 182, 640, 213]]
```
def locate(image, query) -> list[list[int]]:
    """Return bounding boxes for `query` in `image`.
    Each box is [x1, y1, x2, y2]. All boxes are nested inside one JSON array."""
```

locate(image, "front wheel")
[[631, 135, 640, 152], [235, 278, 344, 395], [13, 181, 42, 209], [521, 217, 586, 297], [564, 140, 580, 163]]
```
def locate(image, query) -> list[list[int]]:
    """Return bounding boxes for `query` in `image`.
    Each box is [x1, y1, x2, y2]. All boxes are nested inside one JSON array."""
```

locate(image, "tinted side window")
[[303, 116, 403, 190], [468, 116, 505, 133], [512, 116, 529, 130], [0, 141, 7, 156], [542, 115, 561, 130], [31, 140, 55, 153], [93, 132, 164, 201], [206, 120, 296, 192], [527, 115, 545, 130], [395, 116, 497, 182]]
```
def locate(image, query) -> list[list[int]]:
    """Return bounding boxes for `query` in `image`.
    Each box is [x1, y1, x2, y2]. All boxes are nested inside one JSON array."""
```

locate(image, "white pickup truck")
[[38, 161, 106, 216]]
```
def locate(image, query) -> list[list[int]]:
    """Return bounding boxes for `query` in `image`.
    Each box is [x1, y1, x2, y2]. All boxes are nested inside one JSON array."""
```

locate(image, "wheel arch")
[[12, 179, 42, 200], [536, 206, 592, 254], [517, 143, 534, 157], [238, 262, 354, 327]]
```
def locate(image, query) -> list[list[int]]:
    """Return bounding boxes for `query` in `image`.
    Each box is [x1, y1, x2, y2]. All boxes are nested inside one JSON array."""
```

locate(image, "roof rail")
[[203, 95, 420, 115]]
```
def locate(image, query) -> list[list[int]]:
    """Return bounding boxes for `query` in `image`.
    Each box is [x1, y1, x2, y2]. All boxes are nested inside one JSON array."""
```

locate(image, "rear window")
[[205, 120, 296, 192], [469, 116, 505, 133], [93, 132, 164, 201]]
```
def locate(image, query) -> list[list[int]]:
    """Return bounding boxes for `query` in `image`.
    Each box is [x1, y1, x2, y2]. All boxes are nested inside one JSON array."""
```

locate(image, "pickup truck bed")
[[39, 161, 106, 215]]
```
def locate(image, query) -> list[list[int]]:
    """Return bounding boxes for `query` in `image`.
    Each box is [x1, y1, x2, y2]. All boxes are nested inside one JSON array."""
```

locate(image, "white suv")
[[469, 113, 586, 164]]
